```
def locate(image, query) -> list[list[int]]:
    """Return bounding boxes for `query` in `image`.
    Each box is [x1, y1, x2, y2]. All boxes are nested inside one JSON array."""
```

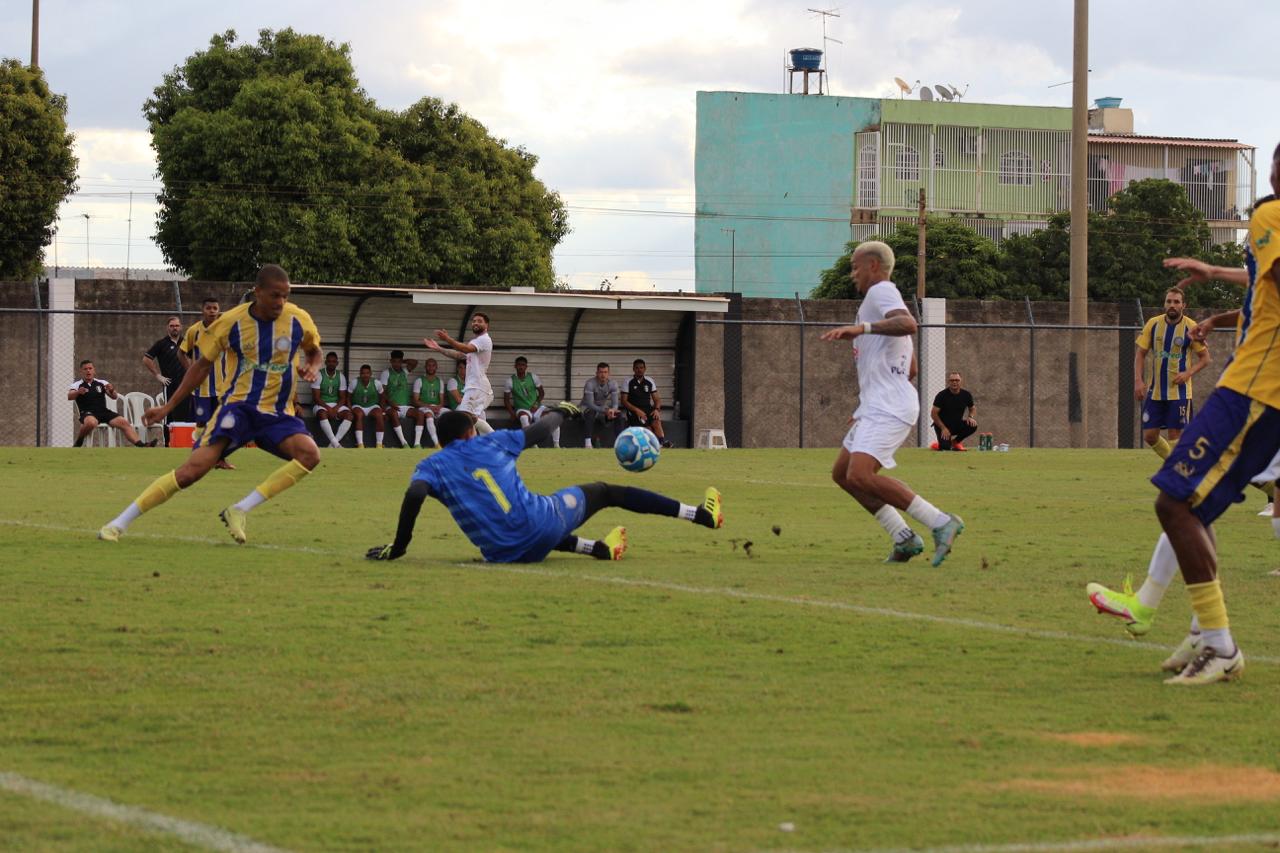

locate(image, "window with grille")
[[895, 146, 920, 181], [999, 151, 1033, 186], [933, 148, 945, 169]]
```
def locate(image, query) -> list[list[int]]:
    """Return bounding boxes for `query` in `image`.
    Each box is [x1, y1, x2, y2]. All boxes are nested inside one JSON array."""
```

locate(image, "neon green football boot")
[[1086, 576, 1155, 636], [219, 506, 249, 544]]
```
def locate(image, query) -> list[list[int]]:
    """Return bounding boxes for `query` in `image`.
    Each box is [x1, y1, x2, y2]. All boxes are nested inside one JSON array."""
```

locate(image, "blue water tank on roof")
[[790, 48, 823, 70]]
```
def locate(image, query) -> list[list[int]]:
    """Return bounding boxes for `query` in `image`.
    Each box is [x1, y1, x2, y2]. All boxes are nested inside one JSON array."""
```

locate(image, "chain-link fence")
[[698, 300, 1236, 450]]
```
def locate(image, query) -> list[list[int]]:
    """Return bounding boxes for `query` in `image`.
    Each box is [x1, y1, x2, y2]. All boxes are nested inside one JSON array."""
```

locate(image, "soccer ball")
[[614, 426, 661, 472]]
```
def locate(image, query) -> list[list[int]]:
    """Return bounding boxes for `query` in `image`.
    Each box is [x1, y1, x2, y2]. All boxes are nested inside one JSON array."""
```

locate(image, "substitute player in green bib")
[[380, 350, 420, 448], [349, 364, 386, 448], [311, 351, 352, 448], [503, 356, 558, 447], [412, 357, 448, 448]]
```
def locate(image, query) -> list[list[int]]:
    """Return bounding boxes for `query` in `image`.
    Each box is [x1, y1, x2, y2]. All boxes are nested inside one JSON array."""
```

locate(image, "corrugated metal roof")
[[1087, 134, 1253, 150], [290, 284, 729, 313]]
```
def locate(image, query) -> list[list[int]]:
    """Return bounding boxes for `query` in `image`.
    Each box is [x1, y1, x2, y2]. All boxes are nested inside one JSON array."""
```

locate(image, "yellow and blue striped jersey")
[[180, 320, 228, 399], [1219, 197, 1280, 409], [202, 301, 321, 417], [1137, 314, 1205, 401]]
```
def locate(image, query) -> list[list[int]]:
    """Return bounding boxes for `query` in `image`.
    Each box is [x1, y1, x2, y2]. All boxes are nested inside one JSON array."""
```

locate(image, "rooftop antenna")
[[934, 83, 953, 101], [919, 86, 934, 101], [894, 77, 918, 98], [807, 7, 842, 90], [946, 81, 969, 100]]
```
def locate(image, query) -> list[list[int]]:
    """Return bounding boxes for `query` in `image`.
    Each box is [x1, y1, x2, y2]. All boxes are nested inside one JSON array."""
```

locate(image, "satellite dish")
[[894, 77, 918, 98], [934, 84, 953, 100], [947, 82, 969, 100], [919, 86, 934, 101]]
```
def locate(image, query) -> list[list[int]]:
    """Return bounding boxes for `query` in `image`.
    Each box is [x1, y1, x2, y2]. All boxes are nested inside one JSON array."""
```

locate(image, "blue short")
[[515, 486, 588, 563], [192, 395, 218, 426], [195, 401, 310, 460], [1152, 387, 1280, 524], [1142, 396, 1191, 431]]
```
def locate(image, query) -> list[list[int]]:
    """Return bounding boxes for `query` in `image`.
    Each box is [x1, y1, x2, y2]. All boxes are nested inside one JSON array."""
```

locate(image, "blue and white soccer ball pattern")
[[615, 426, 661, 472]]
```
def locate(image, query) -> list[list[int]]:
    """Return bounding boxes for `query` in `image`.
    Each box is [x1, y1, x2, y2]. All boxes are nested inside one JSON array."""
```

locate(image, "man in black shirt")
[[143, 315, 191, 429], [68, 360, 153, 447], [930, 371, 977, 451], [621, 358, 673, 449]]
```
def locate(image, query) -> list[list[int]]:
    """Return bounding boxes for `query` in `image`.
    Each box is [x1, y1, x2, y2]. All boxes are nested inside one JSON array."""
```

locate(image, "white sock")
[[874, 505, 913, 541], [355, 430, 365, 446], [1273, 517, 1280, 539], [233, 490, 267, 513], [426, 419, 439, 447], [585, 438, 593, 448], [519, 412, 532, 428], [678, 503, 698, 521], [334, 420, 351, 443], [319, 419, 336, 444], [1201, 627, 1235, 656], [474, 419, 494, 435], [414, 424, 425, 446], [575, 538, 595, 555], [393, 425, 408, 445], [109, 502, 142, 531], [1189, 614, 1200, 633], [905, 496, 949, 530], [376, 431, 384, 446], [1137, 534, 1177, 608], [552, 426, 561, 447]]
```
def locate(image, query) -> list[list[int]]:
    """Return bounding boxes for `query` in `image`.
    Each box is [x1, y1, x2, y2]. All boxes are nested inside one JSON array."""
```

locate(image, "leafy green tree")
[[812, 216, 1005, 300], [0, 60, 77, 280], [146, 29, 567, 287]]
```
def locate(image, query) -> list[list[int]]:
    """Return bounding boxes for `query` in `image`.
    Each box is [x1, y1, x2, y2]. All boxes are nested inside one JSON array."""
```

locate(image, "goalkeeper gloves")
[[365, 543, 405, 561]]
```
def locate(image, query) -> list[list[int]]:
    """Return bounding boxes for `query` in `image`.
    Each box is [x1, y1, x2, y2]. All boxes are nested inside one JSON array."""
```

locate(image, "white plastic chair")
[[121, 391, 163, 445]]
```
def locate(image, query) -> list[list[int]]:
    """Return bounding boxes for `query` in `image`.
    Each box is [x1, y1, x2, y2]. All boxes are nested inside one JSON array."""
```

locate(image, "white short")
[[418, 406, 443, 418], [1252, 449, 1280, 486], [459, 388, 494, 419], [352, 405, 380, 416], [313, 404, 349, 416], [841, 415, 913, 470], [516, 406, 548, 421], [387, 405, 415, 418]]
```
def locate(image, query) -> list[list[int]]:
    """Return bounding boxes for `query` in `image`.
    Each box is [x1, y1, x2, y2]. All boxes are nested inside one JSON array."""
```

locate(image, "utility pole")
[[126, 192, 133, 281], [1068, 0, 1090, 447], [31, 0, 39, 68], [81, 213, 90, 270], [721, 227, 736, 293], [916, 188, 927, 300]]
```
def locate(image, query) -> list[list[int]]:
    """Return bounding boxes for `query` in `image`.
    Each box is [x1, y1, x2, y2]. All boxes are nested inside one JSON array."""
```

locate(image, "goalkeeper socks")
[[1137, 533, 1177, 608], [110, 471, 182, 530], [619, 486, 681, 518], [1152, 436, 1172, 459], [235, 459, 311, 512]]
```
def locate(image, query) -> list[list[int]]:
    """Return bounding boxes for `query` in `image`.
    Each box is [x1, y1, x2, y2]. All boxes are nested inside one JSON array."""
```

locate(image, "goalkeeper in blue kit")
[[366, 404, 723, 563]]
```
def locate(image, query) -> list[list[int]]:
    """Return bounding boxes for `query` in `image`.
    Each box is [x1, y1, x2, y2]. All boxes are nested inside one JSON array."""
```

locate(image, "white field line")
[[0, 772, 290, 853], [2, 517, 1278, 665], [823, 831, 1280, 853]]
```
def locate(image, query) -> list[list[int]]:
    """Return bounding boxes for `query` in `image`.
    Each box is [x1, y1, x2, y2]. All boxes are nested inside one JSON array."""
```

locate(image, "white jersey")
[[465, 332, 493, 395], [853, 280, 918, 425]]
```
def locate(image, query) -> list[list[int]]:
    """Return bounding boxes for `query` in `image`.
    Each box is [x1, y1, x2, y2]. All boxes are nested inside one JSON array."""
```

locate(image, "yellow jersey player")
[[1088, 141, 1280, 684], [1134, 287, 1209, 458], [178, 295, 235, 469], [98, 265, 323, 545]]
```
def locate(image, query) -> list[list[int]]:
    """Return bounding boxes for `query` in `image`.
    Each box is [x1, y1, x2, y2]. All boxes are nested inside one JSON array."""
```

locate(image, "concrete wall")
[[694, 91, 879, 299]]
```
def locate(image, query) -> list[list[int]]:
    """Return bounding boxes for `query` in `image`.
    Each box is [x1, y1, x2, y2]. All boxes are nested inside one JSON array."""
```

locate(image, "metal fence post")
[[795, 293, 806, 449], [1025, 296, 1036, 448], [34, 278, 43, 446]]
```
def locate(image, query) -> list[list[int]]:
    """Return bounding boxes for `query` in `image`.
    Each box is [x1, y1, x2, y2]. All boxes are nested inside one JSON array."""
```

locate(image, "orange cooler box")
[[168, 422, 196, 448]]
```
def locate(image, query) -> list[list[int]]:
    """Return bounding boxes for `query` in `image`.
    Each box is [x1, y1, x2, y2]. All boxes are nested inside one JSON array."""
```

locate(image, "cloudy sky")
[[2, 0, 1274, 289]]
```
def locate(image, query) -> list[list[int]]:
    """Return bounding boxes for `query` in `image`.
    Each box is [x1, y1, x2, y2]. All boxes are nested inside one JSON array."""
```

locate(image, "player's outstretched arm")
[[366, 480, 434, 560]]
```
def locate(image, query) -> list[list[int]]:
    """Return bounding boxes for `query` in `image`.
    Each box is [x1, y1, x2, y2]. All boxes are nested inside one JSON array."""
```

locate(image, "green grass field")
[[1, 445, 1278, 852]]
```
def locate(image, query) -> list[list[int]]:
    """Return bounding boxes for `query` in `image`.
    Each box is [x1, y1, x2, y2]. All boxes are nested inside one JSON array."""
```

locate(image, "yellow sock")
[[137, 471, 182, 512], [1152, 436, 1172, 459], [256, 459, 312, 501], [1187, 580, 1229, 630]]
